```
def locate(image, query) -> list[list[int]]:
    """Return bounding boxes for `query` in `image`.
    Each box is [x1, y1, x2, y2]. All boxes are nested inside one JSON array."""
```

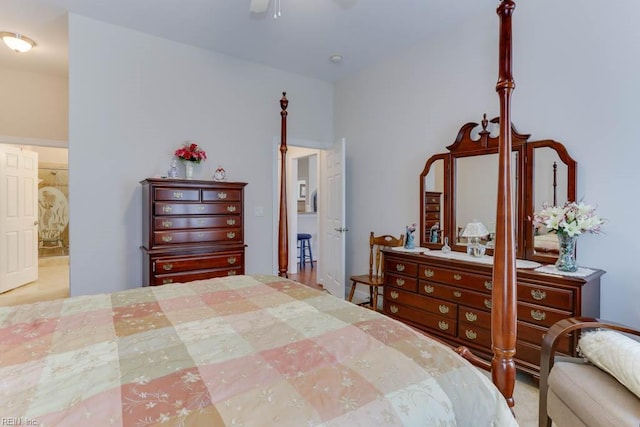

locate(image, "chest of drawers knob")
[[484, 281, 492, 290], [227, 219, 236, 226], [423, 269, 434, 278], [162, 264, 173, 271], [395, 278, 405, 286], [531, 310, 546, 321], [465, 312, 478, 322], [227, 257, 237, 265], [390, 291, 399, 299], [465, 329, 478, 340], [218, 192, 227, 199], [484, 299, 492, 309], [531, 289, 547, 300], [453, 274, 462, 281], [438, 321, 450, 331], [424, 284, 434, 294], [227, 205, 237, 212], [390, 305, 399, 314], [227, 232, 236, 239], [162, 235, 173, 242], [162, 206, 173, 213], [439, 304, 449, 314], [163, 278, 173, 284], [395, 264, 405, 272], [453, 290, 462, 298], [172, 191, 184, 199], [162, 220, 172, 228]]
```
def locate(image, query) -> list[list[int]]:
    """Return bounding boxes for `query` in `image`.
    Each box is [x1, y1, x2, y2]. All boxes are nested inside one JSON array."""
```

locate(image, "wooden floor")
[[288, 262, 322, 290]]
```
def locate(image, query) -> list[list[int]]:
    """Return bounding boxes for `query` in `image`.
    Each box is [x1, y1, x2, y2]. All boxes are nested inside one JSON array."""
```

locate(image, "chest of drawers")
[[382, 250, 604, 377], [141, 179, 247, 286]]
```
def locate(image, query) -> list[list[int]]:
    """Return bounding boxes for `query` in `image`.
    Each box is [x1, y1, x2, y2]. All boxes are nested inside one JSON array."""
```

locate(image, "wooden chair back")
[[369, 232, 404, 279]]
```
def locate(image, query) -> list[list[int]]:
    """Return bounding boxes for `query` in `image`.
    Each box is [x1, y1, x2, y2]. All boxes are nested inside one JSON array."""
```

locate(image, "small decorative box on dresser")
[[141, 178, 247, 286], [382, 250, 605, 378]]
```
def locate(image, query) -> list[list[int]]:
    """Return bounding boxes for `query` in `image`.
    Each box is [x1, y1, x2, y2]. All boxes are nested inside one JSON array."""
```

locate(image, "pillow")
[[577, 329, 640, 399]]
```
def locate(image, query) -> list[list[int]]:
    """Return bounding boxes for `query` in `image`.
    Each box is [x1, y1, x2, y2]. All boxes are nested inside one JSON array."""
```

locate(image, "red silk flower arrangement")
[[175, 142, 207, 163]]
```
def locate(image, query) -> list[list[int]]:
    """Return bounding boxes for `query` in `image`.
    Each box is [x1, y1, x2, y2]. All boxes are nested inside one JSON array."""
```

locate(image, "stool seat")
[[297, 234, 314, 269]]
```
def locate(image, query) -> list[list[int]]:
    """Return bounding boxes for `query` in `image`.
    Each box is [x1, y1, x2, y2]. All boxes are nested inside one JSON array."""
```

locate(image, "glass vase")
[[555, 232, 578, 272], [184, 162, 195, 179]]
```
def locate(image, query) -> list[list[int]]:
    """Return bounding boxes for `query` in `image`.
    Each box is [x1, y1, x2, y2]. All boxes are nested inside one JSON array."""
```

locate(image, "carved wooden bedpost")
[[493, 0, 517, 408], [278, 92, 289, 277]]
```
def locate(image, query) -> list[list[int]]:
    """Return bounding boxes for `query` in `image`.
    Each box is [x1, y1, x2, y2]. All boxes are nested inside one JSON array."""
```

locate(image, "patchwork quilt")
[[0, 275, 517, 426]]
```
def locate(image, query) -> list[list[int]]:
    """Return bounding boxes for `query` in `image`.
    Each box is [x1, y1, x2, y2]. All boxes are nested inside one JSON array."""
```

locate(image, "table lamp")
[[461, 220, 489, 257]]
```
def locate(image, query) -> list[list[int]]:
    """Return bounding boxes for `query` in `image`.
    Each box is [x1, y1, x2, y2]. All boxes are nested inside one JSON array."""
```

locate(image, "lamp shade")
[[461, 221, 489, 238], [1, 32, 36, 53]]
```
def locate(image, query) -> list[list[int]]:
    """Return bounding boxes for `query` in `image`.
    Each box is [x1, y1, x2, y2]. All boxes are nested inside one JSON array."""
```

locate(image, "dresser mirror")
[[420, 116, 577, 264]]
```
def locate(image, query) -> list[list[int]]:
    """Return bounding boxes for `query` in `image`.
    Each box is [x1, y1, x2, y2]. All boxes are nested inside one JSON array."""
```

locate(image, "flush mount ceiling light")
[[329, 54, 343, 64], [1, 32, 36, 53]]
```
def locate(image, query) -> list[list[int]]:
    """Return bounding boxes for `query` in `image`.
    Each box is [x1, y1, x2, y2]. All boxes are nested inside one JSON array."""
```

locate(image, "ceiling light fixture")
[[1, 32, 36, 53], [329, 54, 343, 64]]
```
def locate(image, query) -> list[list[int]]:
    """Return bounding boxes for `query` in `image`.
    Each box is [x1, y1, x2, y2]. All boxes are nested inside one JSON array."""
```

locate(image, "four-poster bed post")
[[278, 92, 289, 277], [492, 0, 518, 407]]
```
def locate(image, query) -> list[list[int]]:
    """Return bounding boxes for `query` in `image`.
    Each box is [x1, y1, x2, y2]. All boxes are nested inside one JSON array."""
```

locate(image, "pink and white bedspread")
[[0, 275, 517, 426]]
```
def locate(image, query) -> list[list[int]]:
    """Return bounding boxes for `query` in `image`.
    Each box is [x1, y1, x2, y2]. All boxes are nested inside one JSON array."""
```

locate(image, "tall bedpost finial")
[[278, 92, 289, 277], [492, 0, 518, 409]]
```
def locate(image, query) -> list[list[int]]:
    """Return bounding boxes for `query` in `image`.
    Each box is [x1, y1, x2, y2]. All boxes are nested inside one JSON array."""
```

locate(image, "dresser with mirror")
[[383, 116, 604, 378]]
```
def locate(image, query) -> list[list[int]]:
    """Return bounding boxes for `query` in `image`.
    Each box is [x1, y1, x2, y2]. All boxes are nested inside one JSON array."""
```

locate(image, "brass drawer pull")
[[390, 291, 399, 299], [197, 219, 205, 225], [162, 206, 172, 213], [162, 278, 173, 284], [197, 232, 205, 238], [438, 304, 449, 314], [227, 257, 237, 265], [162, 220, 172, 227], [531, 289, 547, 301], [465, 312, 478, 322], [197, 205, 205, 211], [390, 305, 399, 314], [484, 281, 492, 290], [162, 264, 173, 271], [227, 219, 236, 226], [484, 299, 492, 309], [227, 270, 237, 276], [438, 321, 449, 331], [424, 285, 434, 294], [531, 310, 546, 321], [395, 264, 405, 272], [453, 291, 462, 298], [465, 330, 478, 340], [172, 191, 183, 199], [423, 269, 434, 278], [227, 205, 237, 212], [395, 278, 405, 287], [217, 192, 227, 199], [227, 232, 236, 239], [453, 274, 462, 281], [162, 235, 173, 242]]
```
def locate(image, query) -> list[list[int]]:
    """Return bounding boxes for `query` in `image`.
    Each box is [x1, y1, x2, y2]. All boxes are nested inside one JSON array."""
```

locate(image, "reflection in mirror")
[[455, 153, 517, 248], [532, 147, 568, 256], [423, 159, 445, 244]]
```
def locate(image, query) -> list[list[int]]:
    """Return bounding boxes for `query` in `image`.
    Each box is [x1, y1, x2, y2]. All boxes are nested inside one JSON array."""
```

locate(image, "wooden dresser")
[[382, 250, 604, 377], [141, 178, 247, 286]]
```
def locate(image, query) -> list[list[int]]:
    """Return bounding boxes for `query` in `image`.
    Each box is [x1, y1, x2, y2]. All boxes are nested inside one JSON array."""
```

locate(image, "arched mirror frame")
[[420, 116, 577, 263]]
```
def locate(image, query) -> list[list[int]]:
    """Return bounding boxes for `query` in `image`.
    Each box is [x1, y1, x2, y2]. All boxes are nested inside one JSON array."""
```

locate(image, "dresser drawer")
[[458, 305, 492, 329], [518, 282, 573, 311], [424, 212, 440, 221], [154, 252, 243, 274], [425, 195, 440, 204], [152, 268, 242, 285], [517, 321, 572, 354], [458, 323, 492, 348], [517, 301, 572, 328], [384, 287, 456, 319], [202, 189, 242, 202], [154, 202, 241, 216], [420, 282, 493, 311], [418, 266, 493, 294], [385, 258, 418, 277], [153, 228, 242, 245], [384, 302, 457, 337], [154, 187, 200, 201], [153, 215, 240, 230], [384, 272, 418, 292], [425, 204, 440, 212]]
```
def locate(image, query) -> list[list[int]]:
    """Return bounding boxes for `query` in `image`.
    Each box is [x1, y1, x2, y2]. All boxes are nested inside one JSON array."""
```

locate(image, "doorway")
[[0, 142, 69, 305]]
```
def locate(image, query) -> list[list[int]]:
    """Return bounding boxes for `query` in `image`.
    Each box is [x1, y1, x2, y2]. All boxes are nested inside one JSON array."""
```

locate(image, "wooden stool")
[[297, 233, 314, 269]]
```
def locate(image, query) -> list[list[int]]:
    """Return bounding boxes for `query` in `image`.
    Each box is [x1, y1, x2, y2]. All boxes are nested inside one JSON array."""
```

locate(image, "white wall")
[[335, 0, 640, 327], [0, 66, 68, 141], [68, 14, 333, 296]]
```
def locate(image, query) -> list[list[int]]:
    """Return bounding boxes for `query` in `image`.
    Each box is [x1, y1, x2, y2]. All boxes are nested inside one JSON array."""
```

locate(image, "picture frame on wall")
[[297, 180, 306, 200]]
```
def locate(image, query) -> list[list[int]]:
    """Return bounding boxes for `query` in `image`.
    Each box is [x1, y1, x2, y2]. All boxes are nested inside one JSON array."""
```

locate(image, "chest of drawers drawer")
[[385, 258, 418, 277], [153, 228, 242, 246], [384, 287, 457, 319], [155, 202, 241, 216], [418, 265, 493, 294], [154, 251, 243, 274], [419, 281, 493, 311], [385, 301, 457, 337], [517, 301, 572, 328], [384, 272, 418, 292], [458, 305, 492, 329], [153, 216, 239, 230], [517, 282, 573, 310]]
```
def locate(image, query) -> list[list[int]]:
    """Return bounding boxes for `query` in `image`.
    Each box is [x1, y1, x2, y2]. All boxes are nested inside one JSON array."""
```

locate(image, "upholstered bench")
[[539, 317, 640, 427]]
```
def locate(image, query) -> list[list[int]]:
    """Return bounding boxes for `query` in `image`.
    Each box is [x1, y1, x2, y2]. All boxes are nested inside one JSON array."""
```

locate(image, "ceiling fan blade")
[[250, 0, 271, 13]]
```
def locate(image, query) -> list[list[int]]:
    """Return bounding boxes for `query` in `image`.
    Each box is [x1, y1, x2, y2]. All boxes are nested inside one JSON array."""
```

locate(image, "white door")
[[0, 145, 39, 293], [319, 138, 346, 298]]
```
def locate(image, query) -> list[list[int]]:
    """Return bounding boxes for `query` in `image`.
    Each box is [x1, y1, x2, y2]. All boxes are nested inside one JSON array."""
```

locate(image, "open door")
[[0, 145, 39, 293], [318, 138, 346, 298]]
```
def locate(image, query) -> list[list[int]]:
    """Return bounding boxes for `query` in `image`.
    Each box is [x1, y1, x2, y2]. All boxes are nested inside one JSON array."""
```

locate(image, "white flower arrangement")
[[533, 201, 605, 237]]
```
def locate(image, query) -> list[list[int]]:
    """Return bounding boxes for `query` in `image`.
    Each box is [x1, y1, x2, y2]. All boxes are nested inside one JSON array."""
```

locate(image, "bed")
[[0, 1, 522, 425]]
